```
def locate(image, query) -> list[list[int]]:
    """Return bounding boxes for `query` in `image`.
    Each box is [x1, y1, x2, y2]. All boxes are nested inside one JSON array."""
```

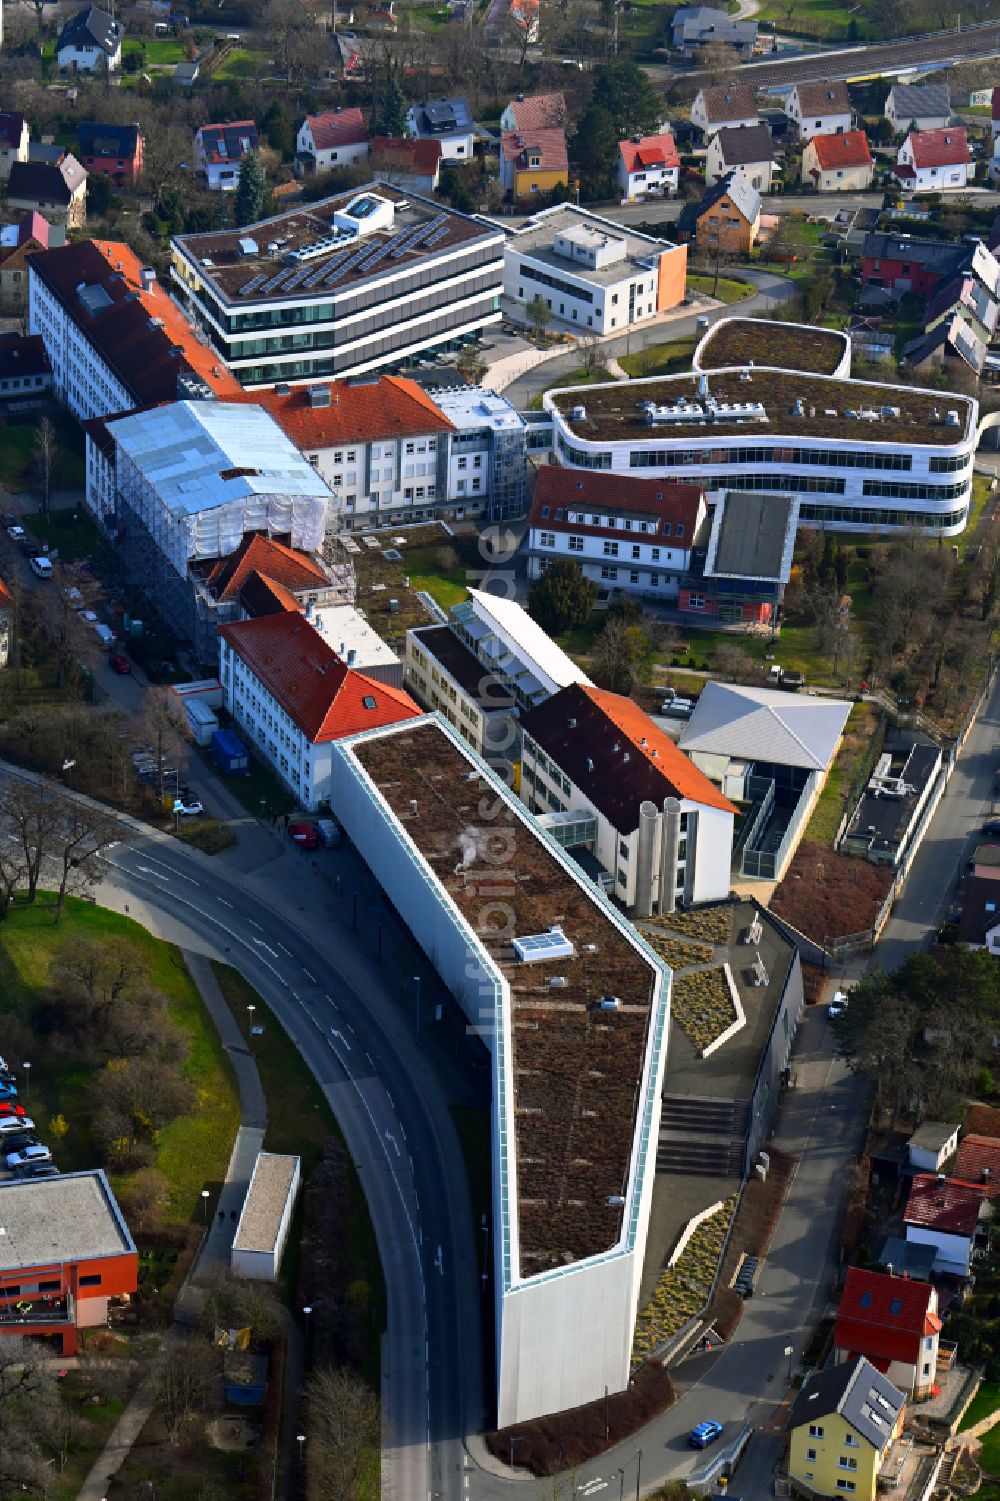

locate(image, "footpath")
[[75, 954, 304, 1501]]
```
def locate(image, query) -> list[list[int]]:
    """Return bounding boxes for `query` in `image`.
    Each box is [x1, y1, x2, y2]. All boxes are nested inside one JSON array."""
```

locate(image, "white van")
[[29, 556, 53, 579], [93, 621, 116, 650]]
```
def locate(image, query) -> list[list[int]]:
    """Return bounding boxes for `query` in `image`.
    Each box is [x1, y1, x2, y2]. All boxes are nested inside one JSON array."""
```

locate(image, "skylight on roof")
[[512, 927, 575, 963]]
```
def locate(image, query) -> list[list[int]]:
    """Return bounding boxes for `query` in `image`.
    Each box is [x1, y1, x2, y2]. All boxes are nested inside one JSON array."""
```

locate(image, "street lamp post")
[[413, 975, 422, 1032], [303, 1304, 312, 1342], [201, 1188, 210, 1222], [296, 1434, 307, 1469], [618, 1467, 625, 1501], [247, 1004, 256, 1028], [785, 1343, 794, 1383], [21, 1062, 30, 1101]]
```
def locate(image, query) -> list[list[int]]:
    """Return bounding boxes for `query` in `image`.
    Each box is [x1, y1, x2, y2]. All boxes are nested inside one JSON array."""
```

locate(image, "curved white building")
[[330, 715, 671, 1426], [543, 363, 978, 536]]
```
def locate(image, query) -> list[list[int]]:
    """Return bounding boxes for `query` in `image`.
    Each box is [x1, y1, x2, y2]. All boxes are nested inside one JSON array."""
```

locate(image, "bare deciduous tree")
[[305, 1365, 380, 1501], [157, 1339, 217, 1445], [34, 416, 56, 519]]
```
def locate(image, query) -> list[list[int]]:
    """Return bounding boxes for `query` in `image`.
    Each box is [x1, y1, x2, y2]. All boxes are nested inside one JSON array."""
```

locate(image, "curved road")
[[500, 268, 801, 410]]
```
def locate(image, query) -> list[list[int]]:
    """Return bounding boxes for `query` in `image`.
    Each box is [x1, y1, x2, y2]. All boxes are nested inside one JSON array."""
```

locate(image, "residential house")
[[617, 133, 680, 202], [801, 130, 873, 192], [500, 127, 568, 201], [923, 273, 999, 347], [7, 158, 87, 229], [499, 92, 566, 133], [705, 122, 773, 191], [785, 81, 852, 140], [519, 682, 737, 910], [0, 112, 29, 179], [194, 121, 260, 191], [0, 212, 53, 314], [885, 82, 951, 134], [903, 1173, 989, 1276], [486, 0, 539, 42], [690, 82, 758, 140], [787, 1357, 905, 1501], [903, 314, 986, 378], [503, 204, 687, 334], [0, 332, 51, 403], [231, 376, 524, 528], [0, 1171, 138, 1356], [219, 611, 421, 808], [959, 874, 1000, 951], [0, 575, 10, 668], [907, 1121, 960, 1173], [405, 98, 474, 161], [77, 122, 143, 187], [670, 5, 758, 60], [895, 127, 971, 192], [953, 1134, 1000, 1194], [371, 136, 441, 195], [675, 172, 761, 255], [29, 239, 241, 423], [833, 1267, 942, 1398], [56, 6, 123, 71], [295, 108, 368, 173], [524, 466, 707, 599], [860, 232, 975, 296]]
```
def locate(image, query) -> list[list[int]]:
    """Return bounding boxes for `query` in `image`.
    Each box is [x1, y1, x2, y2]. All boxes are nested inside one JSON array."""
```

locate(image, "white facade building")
[[56, 6, 123, 71], [170, 185, 505, 387], [503, 204, 686, 336], [544, 366, 979, 537], [296, 109, 369, 173], [704, 123, 774, 192], [907, 1122, 961, 1173], [405, 98, 475, 161], [450, 587, 590, 710], [785, 81, 852, 140], [617, 134, 680, 202], [690, 83, 758, 138], [896, 127, 971, 192], [329, 715, 671, 1426], [231, 1153, 301, 1281]]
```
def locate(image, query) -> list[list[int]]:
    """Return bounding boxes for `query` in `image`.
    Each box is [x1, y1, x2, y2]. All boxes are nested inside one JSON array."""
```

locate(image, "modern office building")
[[329, 714, 671, 1425], [29, 238, 242, 421], [170, 185, 505, 387], [503, 204, 687, 335], [543, 362, 979, 536]]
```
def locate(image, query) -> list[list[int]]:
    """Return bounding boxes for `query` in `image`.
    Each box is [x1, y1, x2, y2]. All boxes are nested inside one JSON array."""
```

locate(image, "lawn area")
[[553, 613, 604, 658], [619, 336, 697, 379], [24, 507, 103, 561], [212, 46, 262, 79], [0, 414, 85, 493], [960, 1379, 1000, 1432], [803, 702, 877, 847], [49, 1375, 127, 1501], [402, 541, 474, 610], [123, 36, 186, 63], [195, 729, 296, 816], [213, 963, 386, 1400], [687, 273, 753, 304], [0, 896, 240, 1221], [967, 473, 996, 537], [754, 0, 855, 40], [980, 1421, 1000, 1479]]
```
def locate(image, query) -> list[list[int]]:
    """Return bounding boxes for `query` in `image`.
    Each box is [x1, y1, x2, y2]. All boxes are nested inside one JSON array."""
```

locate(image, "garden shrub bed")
[[644, 933, 715, 970], [671, 967, 738, 1053], [647, 906, 732, 945], [632, 1196, 738, 1364]]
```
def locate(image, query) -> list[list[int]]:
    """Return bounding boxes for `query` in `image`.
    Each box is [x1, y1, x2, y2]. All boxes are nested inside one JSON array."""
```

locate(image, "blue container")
[[211, 728, 249, 775]]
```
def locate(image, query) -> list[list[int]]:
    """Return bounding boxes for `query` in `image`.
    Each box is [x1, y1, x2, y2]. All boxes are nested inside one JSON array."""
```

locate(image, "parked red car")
[[288, 821, 320, 851], [108, 654, 131, 674], [0, 1102, 26, 1118]]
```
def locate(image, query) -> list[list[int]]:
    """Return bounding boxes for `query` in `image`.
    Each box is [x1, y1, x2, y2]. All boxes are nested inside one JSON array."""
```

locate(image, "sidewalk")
[[76, 953, 271, 1500]]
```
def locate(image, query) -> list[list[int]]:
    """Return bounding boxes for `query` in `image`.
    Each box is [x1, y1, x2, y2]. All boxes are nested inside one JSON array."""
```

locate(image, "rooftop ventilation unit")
[[599, 996, 621, 1011], [571, 404, 587, 422], [238, 237, 259, 258], [945, 409, 961, 426], [547, 976, 568, 987], [512, 926, 575, 963]]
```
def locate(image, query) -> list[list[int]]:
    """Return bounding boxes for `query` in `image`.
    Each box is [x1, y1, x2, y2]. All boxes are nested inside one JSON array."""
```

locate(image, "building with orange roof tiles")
[[519, 681, 737, 910], [28, 238, 242, 422], [219, 611, 421, 808]]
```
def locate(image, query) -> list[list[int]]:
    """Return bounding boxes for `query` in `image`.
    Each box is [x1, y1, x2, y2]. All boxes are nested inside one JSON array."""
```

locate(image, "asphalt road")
[[500, 267, 800, 410]]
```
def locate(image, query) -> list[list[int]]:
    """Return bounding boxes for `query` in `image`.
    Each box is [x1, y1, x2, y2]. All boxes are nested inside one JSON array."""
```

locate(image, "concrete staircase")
[[657, 1094, 750, 1177]]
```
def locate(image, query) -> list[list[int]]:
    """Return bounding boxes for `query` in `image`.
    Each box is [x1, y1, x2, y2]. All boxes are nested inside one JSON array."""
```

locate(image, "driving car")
[[828, 991, 849, 1019], [108, 654, 131, 675], [5, 525, 25, 543], [688, 1421, 724, 1449], [5, 1144, 51, 1169], [289, 821, 320, 851]]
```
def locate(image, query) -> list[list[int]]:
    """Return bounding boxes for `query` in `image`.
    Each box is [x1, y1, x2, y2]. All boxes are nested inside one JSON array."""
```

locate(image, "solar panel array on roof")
[[425, 222, 451, 248], [238, 273, 267, 297]]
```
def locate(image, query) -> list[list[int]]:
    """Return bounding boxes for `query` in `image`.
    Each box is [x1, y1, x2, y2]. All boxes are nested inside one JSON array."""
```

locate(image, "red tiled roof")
[[531, 466, 704, 538], [230, 376, 453, 448], [371, 136, 442, 174], [809, 129, 872, 171], [907, 126, 969, 168], [835, 1268, 940, 1369], [304, 107, 368, 151], [219, 612, 421, 743], [903, 1174, 986, 1235], [204, 533, 328, 602], [501, 127, 568, 173], [520, 682, 737, 829], [794, 80, 851, 115], [619, 133, 680, 174], [239, 571, 304, 617], [953, 1134, 1000, 1195], [506, 92, 566, 131], [28, 239, 242, 408]]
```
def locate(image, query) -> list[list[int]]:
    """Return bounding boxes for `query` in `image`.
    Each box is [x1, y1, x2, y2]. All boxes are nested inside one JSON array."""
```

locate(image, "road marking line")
[[218, 897, 233, 908], [302, 969, 316, 982], [252, 938, 279, 958], [331, 1028, 351, 1050], [247, 918, 263, 931], [278, 941, 293, 956]]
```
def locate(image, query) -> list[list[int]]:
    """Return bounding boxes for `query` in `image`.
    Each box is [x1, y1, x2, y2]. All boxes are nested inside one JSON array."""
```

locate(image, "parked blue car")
[[0, 1083, 18, 1101], [688, 1421, 724, 1449]]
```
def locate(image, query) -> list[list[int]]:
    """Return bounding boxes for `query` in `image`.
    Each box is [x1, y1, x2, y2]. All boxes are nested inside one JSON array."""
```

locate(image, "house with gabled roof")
[[7, 157, 87, 229], [295, 108, 368, 173], [924, 273, 999, 346], [618, 133, 680, 202], [500, 91, 566, 133], [959, 874, 1000, 952], [953, 1133, 1000, 1195], [405, 97, 473, 161], [834, 1267, 942, 1397], [195, 121, 260, 191], [895, 126, 971, 192], [219, 611, 421, 808], [675, 171, 761, 254], [705, 121, 773, 192], [0, 112, 29, 180], [785, 81, 852, 141], [499, 127, 568, 201], [904, 1173, 989, 1276], [78, 121, 143, 187], [690, 82, 758, 139], [371, 136, 442, 195], [801, 129, 873, 192], [885, 82, 951, 134], [56, 5, 123, 71], [788, 1356, 905, 1501]]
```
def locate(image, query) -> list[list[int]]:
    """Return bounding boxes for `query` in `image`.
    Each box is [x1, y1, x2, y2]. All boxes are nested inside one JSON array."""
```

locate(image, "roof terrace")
[[353, 719, 662, 1276], [548, 369, 976, 446]]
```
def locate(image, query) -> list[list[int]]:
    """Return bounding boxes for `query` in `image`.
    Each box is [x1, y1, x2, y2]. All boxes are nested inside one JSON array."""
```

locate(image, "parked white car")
[[29, 556, 53, 579], [0, 1116, 33, 1135], [6, 1144, 51, 1168]]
